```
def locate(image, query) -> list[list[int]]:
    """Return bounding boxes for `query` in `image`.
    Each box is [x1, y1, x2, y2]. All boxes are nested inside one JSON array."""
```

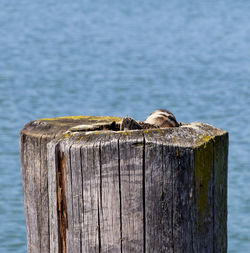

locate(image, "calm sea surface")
[[0, 1, 250, 252]]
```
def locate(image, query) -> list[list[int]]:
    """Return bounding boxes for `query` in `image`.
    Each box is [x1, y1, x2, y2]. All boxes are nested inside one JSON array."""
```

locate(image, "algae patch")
[[196, 134, 215, 148], [39, 116, 91, 121], [38, 115, 122, 122], [194, 140, 214, 230]]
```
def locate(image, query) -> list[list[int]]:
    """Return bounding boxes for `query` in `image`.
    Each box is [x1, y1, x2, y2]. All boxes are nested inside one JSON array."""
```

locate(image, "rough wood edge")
[[56, 150, 67, 253], [21, 118, 228, 253]]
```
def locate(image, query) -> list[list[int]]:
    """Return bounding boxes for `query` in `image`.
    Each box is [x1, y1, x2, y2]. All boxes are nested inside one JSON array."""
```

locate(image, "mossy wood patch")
[[20, 116, 228, 253]]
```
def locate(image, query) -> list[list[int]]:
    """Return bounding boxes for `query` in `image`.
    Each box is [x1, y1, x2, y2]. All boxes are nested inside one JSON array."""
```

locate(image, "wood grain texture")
[[99, 134, 121, 252], [144, 131, 195, 252], [21, 134, 42, 253], [40, 134, 51, 252], [144, 133, 173, 253], [80, 136, 101, 253], [213, 133, 228, 253], [63, 138, 75, 253], [171, 146, 194, 253], [193, 140, 214, 253], [119, 131, 144, 253], [47, 139, 59, 253], [21, 116, 122, 253], [21, 117, 228, 253]]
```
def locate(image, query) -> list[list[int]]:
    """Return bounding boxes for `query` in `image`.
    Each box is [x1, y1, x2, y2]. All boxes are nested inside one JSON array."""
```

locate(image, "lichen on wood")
[[20, 116, 228, 253]]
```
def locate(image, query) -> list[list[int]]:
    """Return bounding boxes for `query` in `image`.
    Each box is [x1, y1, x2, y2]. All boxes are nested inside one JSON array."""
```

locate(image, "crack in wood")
[[21, 119, 227, 253], [57, 151, 67, 253], [142, 135, 146, 253], [67, 118, 161, 133], [98, 142, 102, 252], [117, 139, 123, 253]]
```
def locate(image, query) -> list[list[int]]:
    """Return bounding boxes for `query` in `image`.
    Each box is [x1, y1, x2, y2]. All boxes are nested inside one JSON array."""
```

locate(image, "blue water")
[[0, 1, 250, 252]]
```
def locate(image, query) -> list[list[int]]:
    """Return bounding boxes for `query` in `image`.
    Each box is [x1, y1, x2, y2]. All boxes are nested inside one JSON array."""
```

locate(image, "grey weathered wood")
[[21, 117, 228, 253], [80, 136, 100, 253], [144, 134, 174, 252], [193, 140, 214, 252], [172, 147, 194, 253], [99, 135, 121, 252], [119, 131, 144, 252], [20, 116, 121, 253], [144, 130, 195, 252], [21, 134, 39, 253], [40, 134, 50, 252], [47, 139, 59, 253], [213, 134, 228, 253]]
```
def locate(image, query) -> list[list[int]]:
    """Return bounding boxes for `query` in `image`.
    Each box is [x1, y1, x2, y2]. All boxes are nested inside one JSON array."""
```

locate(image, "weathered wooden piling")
[[20, 116, 228, 253]]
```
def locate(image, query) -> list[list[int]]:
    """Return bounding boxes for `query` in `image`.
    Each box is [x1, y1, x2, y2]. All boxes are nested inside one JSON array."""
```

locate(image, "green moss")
[[39, 115, 122, 122], [202, 135, 213, 142], [121, 131, 131, 135], [194, 140, 213, 228], [64, 133, 70, 138], [196, 134, 215, 149], [134, 142, 143, 146], [88, 116, 122, 121], [176, 149, 179, 157], [39, 116, 90, 121]]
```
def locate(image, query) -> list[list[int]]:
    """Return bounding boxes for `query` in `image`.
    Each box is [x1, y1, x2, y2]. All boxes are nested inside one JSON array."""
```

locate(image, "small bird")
[[145, 109, 179, 127], [120, 109, 179, 130]]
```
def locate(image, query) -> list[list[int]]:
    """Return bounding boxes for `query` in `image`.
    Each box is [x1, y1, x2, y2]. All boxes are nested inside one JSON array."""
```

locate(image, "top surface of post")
[[20, 115, 227, 148], [20, 115, 122, 138]]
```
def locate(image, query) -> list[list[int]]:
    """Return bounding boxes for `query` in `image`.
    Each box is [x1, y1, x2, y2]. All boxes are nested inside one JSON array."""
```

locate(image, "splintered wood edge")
[[52, 122, 228, 252], [21, 118, 228, 252], [20, 116, 227, 149], [55, 122, 227, 151], [20, 116, 123, 138]]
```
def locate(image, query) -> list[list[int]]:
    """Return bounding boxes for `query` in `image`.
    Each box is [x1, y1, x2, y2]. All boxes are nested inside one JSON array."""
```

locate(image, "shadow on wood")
[[20, 116, 228, 253]]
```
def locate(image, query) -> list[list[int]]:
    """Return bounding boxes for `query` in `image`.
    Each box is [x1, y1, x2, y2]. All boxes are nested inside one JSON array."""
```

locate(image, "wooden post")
[[20, 116, 228, 253]]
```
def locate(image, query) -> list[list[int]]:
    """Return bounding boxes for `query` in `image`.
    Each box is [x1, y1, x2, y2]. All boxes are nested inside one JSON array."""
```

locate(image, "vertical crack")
[[56, 149, 67, 253], [190, 149, 194, 253], [48, 133, 57, 253], [172, 147, 175, 253], [212, 140, 215, 253], [99, 142, 103, 211], [97, 200, 101, 253], [118, 139, 123, 253], [80, 147, 84, 252], [142, 135, 146, 253], [38, 135, 42, 252], [98, 142, 102, 252]]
